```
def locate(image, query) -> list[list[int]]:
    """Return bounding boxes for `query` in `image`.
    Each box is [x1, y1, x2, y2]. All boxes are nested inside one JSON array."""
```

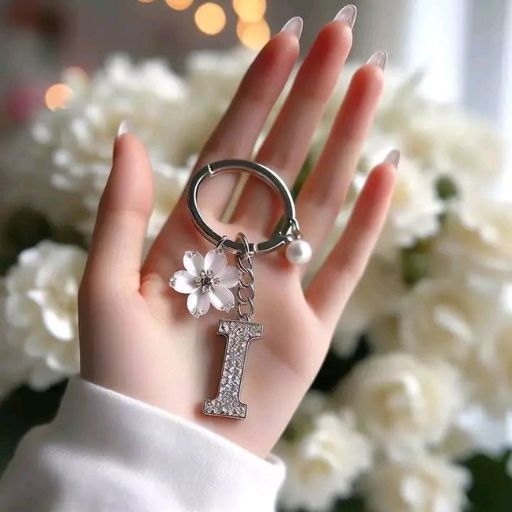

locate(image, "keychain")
[[169, 159, 311, 419]]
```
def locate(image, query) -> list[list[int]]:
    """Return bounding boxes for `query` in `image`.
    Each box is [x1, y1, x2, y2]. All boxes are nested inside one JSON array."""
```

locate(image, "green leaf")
[[2, 207, 53, 251], [436, 175, 459, 201], [464, 452, 512, 512]]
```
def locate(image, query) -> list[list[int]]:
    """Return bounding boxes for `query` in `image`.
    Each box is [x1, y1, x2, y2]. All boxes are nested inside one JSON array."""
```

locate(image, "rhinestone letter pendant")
[[203, 319, 263, 419]]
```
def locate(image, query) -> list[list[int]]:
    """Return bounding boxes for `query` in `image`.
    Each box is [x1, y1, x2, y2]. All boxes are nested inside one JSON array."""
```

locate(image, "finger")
[[231, 15, 355, 231], [296, 54, 386, 275], [142, 27, 301, 280], [82, 126, 154, 295], [186, 27, 301, 218], [306, 151, 398, 326]]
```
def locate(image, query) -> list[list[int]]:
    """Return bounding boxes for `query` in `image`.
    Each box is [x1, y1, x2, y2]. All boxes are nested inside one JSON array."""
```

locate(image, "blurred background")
[[1, 0, 512, 131], [1, 1, 512, 511]]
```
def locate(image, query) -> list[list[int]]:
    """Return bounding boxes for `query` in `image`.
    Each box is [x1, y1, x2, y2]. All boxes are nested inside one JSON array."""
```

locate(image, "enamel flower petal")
[[169, 270, 198, 294], [217, 266, 242, 288], [204, 248, 227, 276], [183, 250, 204, 276], [169, 248, 240, 318], [209, 286, 235, 312], [187, 289, 211, 318]]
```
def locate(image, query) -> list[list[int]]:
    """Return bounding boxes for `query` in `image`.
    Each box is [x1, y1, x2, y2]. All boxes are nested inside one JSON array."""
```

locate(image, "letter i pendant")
[[203, 233, 262, 419]]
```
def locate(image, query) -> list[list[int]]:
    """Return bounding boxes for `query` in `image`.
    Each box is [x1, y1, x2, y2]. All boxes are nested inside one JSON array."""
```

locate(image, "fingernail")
[[281, 16, 303, 40], [116, 120, 130, 139], [333, 4, 357, 29], [384, 149, 400, 168], [367, 49, 388, 70]]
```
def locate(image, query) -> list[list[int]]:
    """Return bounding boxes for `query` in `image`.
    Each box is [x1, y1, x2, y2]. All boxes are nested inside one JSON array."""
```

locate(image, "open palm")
[[78, 11, 397, 458]]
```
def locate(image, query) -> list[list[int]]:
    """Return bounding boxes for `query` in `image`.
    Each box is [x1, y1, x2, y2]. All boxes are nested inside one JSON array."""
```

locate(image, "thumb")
[[82, 122, 154, 295]]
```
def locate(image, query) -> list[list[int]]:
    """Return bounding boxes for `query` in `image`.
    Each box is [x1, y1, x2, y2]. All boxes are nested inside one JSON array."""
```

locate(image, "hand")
[[78, 9, 397, 458]]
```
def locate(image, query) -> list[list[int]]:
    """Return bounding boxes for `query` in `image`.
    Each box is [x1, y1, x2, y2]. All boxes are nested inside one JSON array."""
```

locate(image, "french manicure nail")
[[116, 120, 130, 138], [281, 16, 303, 40], [367, 49, 388, 70], [333, 4, 357, 29], [384, 149, 400, 168]]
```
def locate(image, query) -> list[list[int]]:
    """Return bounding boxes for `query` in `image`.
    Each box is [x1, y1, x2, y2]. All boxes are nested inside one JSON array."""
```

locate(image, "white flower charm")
[[169, 248, 241, 318]]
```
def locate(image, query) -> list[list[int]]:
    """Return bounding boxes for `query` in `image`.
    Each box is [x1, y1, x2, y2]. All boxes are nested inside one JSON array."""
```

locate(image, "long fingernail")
[[367, 49, 388, 70], [281, 16, 303, 40], [333, 4, 357, 29], [116, 120, 130, 139], [384, 149, 400, 168]]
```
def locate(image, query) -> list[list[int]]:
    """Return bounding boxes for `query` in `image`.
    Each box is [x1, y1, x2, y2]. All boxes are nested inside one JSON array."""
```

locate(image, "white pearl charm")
[[285, 239, 312, 264]]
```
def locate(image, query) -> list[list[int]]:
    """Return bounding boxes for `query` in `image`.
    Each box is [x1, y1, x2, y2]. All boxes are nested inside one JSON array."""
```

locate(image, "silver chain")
[[236, 233, 255, 322]]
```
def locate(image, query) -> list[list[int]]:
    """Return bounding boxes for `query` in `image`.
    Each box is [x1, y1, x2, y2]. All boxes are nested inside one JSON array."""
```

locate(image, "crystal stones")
[[203, 319, 263, 419], [194, 269, 217, 294]]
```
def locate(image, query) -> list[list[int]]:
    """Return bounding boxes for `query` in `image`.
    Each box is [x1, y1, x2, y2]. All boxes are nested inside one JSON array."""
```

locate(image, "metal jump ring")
[[187, 159, 299, 255]]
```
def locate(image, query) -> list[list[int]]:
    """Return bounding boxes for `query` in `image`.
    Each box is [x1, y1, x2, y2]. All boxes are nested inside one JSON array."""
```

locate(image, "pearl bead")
[[286, 239, 312, 264]]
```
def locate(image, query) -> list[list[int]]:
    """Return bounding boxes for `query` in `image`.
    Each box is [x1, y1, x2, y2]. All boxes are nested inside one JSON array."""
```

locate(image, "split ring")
[[187, 159, 300, 255]]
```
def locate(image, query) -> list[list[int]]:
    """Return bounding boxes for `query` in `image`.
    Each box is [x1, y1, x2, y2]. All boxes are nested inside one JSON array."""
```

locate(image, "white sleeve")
[[0, 376, 286, 512]]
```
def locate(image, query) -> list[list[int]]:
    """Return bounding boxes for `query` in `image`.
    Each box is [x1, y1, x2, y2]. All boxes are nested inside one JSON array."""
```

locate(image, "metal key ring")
[[187, 159, 300, 255]]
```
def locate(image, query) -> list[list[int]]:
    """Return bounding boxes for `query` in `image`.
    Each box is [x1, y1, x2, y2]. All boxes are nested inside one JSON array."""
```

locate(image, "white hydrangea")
[[373, 155, 443, 258], [185, 47, 255, 111], [0, 281, 32, 399], [397, 276, 504, 367], [2, 240, 86, 390], [333, 256, 406, 356], [277, 411, 372, 512], [338, 353, 463, 456], [31, 54, 191, 239], [319, 65, 503, 191], [363, 454, 471, 512], [465, 320, 512, 414], [367, 313, 402, 353], [371, 68, 503, 192], [291, 390, 331, 428], [395, 105, 503, 193], [433, 196, 512, 279]]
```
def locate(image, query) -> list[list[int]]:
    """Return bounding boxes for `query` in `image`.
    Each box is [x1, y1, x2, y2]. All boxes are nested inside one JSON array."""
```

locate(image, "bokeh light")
[[232, 0, 266, 23], [62, 66, 88, 81], [44, 83, 73, 111], [237, 18, 270, 49], [165, 0, 194, 10], [194, 3, 226, 35], [138, 0, 155, 3]]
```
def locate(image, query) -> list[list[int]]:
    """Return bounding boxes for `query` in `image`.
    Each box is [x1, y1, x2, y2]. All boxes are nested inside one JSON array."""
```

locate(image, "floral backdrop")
[[1, 47, 512, 511]]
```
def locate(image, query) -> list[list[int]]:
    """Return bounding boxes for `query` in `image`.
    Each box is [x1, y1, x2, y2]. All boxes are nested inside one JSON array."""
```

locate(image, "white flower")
[[185, 47, 255, 108], [367, 313, 403, 353], [396, 105, 503, 193], [445, 406, 512, 459], [465, 319, 512, 414], [363, 454, 471, 512], [169, 248, 241, 318], [373, 156, 443, 258], [0, 280, 32, 399], [2, 240, 86, 389], [277, 411, 372, 512], [285, 391, 331, 440], [397, 276, 504, 367], [433, 196, 512, 279], [31, 54, 190, 240], [338, 353, 463, 456], [333, 256, 406, 356], [371, 68, 503, 191]]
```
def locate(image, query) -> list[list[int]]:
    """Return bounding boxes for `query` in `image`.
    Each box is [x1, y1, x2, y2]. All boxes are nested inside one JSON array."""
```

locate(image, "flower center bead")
[[195, 270, 220, 293]]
